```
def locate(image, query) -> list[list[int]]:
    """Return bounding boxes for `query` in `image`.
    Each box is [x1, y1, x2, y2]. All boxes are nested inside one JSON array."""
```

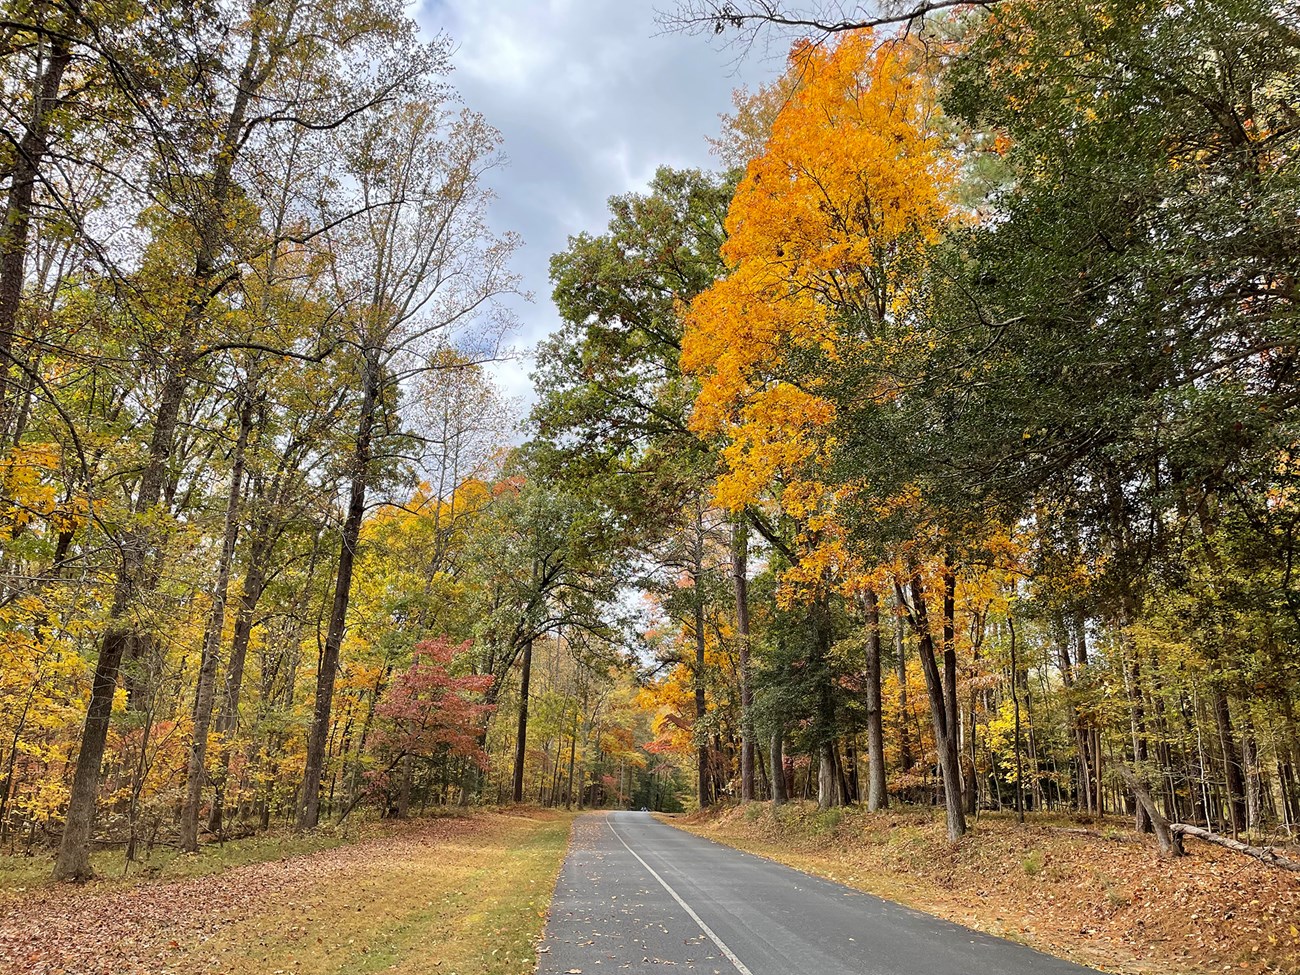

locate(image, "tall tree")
[[535, 167, 738, 806], [682, 29, 958, 821], [298, 90, 518, 829]]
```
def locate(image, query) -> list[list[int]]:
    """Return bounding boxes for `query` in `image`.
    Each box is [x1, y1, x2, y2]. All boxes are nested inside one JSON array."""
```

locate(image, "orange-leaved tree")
[[682, 29, 967, 829], [683, 27, 953, 551]]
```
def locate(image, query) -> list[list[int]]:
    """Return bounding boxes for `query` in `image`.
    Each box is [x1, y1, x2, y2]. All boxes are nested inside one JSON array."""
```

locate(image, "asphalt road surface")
[[537, 811, 1100, 975]]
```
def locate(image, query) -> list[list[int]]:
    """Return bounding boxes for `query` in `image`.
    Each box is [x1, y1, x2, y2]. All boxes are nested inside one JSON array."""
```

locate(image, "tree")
[[402, 453, 618, 808], [663, 1, 1002, 46], [535, 167, 744, 805], [55, 0, 441, 879], [0, 0, 84, 442], [682, 28, 960, 822], [297, 88, 519, 829], [367, 637, 494, 812], [933, 0, 1300, 830]]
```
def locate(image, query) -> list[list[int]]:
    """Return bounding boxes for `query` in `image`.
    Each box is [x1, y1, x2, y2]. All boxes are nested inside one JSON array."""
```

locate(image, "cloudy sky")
[[413, 0, 783, 410]]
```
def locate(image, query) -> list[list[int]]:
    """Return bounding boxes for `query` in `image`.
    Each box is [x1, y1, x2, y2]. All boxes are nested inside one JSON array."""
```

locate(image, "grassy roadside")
[[664, 802, 1300, 975], [183, 810, 574, 975], [1, 809, 576, 975]]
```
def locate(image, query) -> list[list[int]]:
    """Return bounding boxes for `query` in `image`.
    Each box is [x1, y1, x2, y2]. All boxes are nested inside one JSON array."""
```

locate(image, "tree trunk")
[[693, 534, 709, 809], [547, 736, 562, 806], [862, 589, 886, 811], [844, 735, 860, 803], [207, 543, 270, 835], [565, 708, 578, 809], [0, 4, 77, 439], [124, 684, 159, 866], [1025, 676, 1046, 812], [1076, 615, 1104, 814], [512, 638, 533, 804], [1170, 822, 1300, 873], [810, 599, 839, 809], [893, 603, 912, 773], [965, 612, 983, 819], [734, 518, 755, 801], [941, 557, 966, 813], [817, 741, 837, 810], [396, 755, 413, 819], [299, 352, 378, 829], [1123, 646, 1153, 833], [770, 727, 787, 806], [899, 575, 966, 840], [1074, 616, 1096, 814], [1212, 689, 1247, 837], [55, 345, 193, 880], [1010, 616, 1024, 824], [1057, 618, 1092, 814], [1242, 717, 1260, 833], [180, 393, 253, 851], [1115, 763, 1184, 856], [54, 628, 133, 880]]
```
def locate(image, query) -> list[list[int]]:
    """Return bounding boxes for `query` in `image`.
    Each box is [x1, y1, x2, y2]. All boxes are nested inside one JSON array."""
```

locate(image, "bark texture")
[[862, 589, 887, 811]]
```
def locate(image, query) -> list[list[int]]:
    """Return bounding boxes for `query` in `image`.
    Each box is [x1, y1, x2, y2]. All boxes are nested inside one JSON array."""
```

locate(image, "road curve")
[[537, 810, 1100, 975]]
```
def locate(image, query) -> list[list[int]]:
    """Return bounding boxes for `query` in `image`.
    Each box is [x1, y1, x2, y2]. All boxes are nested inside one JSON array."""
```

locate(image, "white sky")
[[413, 0, 782, 417]]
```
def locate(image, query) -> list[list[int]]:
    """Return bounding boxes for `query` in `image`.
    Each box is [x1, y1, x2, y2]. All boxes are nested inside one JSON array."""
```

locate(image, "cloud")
[[413, 0, 778, 412]]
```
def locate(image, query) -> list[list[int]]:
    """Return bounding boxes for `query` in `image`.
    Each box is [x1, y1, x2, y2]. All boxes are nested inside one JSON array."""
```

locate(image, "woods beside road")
[[3, 805, 1297, 975]]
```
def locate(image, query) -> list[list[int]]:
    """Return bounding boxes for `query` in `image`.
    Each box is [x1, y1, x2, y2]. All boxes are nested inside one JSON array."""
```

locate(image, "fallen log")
[[1170, 823, 1300, 874]]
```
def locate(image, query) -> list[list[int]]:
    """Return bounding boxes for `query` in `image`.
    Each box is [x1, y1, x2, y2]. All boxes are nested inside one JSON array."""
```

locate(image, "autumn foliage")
[[683, 30, 955, 602], [4, 14, 1300, 972], [373, 639, 494, 771]]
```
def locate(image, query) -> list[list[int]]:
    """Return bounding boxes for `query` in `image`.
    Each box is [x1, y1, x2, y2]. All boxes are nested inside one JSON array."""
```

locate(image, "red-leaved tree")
[[364, 638, 495, 813]]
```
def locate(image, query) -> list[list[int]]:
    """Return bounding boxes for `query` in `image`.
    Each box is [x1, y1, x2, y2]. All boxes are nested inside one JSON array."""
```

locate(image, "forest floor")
[[667, 802, 1300, 975], [0, 808, 573, 975]]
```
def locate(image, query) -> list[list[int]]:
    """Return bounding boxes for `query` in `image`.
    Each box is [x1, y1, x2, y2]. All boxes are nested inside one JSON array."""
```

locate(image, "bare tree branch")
[[659, 0, 1001, 42]]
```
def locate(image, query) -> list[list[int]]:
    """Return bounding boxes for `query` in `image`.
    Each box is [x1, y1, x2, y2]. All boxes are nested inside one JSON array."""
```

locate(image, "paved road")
[[537, 811, 1100, 975]]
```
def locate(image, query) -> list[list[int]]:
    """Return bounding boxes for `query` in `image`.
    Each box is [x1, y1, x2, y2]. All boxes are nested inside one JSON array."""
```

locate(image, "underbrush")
[[0, 827, 350, 892]]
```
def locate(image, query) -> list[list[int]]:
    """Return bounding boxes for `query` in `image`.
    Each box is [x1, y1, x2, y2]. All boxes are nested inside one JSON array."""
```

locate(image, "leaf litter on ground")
[[0, 811, 567, 975]]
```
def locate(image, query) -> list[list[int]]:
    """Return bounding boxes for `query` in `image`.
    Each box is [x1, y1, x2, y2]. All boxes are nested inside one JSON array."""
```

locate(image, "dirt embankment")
[[668, 803, 1300, 975]]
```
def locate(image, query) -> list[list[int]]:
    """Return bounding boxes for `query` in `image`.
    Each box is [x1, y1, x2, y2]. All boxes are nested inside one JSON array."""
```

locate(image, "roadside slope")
[[666, 803, 1300, 975]]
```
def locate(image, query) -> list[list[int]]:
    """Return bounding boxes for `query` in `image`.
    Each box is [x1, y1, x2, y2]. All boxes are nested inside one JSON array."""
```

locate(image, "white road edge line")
[[608, 818, 755, 975]]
